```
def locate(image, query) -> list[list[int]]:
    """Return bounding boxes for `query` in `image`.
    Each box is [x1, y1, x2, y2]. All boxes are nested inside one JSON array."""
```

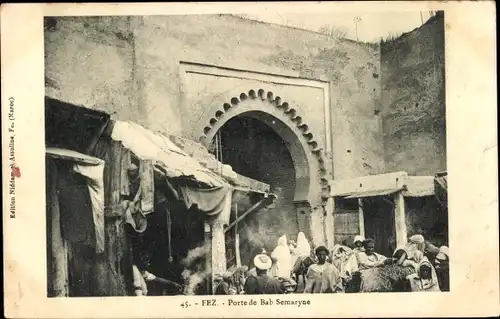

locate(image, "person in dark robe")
[[215, 272, 236, 295], [244, 254, 284, 294], [434, 246, 450, 291]]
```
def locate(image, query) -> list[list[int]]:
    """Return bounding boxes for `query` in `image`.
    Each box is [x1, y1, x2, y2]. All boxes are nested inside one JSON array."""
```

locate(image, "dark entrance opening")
[[362, 197, 397, 257], [127, 174, 208, 296], [210, 113, 298, 266]]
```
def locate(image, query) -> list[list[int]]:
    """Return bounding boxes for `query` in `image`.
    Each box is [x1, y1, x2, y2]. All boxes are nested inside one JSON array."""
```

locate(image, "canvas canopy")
[[111, 121, 227, 188], [110, 120, 274, 226]]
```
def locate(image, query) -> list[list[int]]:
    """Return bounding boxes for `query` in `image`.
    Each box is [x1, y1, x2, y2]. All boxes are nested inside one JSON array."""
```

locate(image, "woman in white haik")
[[270, 235, 293, 279], [291, 232, 312, 267], [342, 234, 365, 282]]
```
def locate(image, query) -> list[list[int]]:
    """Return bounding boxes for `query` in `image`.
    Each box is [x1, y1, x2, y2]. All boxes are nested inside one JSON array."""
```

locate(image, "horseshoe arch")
[[198, 89, 330, 211]]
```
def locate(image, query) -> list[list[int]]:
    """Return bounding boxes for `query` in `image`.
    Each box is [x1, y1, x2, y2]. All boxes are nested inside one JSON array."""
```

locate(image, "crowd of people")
[[215, 232, 450, 294], [130, 231, 450, 295]]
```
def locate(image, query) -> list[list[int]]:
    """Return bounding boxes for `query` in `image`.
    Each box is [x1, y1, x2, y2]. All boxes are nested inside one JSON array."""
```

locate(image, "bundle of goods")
[[346, 264, 415, 293]]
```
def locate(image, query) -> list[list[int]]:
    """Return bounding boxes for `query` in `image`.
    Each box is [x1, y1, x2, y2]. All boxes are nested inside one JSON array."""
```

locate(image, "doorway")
[[362, 196, 397, 257], [210, 112, 298, 266]]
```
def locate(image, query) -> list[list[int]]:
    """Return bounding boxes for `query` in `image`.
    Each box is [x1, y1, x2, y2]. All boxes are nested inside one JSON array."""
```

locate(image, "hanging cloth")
[[179, 185, 231, 224], [124, 185, 148, 234], [72, 163, 106, 254], [120, 147, 132, 197], [57, 167, 96, 249], [139, 160, 154, 214], [46, 148, 106, 253]]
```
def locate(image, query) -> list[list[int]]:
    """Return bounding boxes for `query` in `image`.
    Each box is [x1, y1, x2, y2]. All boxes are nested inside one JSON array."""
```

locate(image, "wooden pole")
[[211, 220, 227, 279], [100, 140, 127, 296], [324, 197, 335, 251], [210, 191, 230, 293], [204, 222, 212, 295], [358, 198, 365, 237], [393, 192, 408, 247], [225, 198, 267, 233], [235, 203, 241, 268], [49, 165, 69, 297]]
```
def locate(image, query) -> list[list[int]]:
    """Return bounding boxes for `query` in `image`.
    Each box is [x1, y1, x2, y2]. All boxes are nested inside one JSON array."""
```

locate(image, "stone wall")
[[45, 14, 411, 249], [44, 17, 142, 124], [45, 14, 385, 181], [380, 12, 446, 175], [45, 13, 447, 179]]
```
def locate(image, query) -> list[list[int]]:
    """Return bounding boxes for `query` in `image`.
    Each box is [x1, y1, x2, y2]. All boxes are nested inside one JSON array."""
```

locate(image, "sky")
[[235, 11, 436, 42]]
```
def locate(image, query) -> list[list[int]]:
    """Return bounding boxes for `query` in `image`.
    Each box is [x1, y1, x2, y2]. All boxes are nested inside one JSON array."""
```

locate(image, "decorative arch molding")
[[197, 89, 330, 207]]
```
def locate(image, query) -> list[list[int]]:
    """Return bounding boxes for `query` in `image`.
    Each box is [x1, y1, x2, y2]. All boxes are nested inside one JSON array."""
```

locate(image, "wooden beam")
[[393, 191, 408, 247], [358, 198, 365, 237], [224, 198, 268, 233], [232, 186, 272, 195], [324, 197, 335, 251], [234, 203, 241, 268], [46, 148, 102, 165], [211, 220, 226, 293], [48, 163, 69, 297], [210, 191, 230, 294], [86, 118, 111, 154], [329, 172, 408, 197], [204, 222, 212, 295]]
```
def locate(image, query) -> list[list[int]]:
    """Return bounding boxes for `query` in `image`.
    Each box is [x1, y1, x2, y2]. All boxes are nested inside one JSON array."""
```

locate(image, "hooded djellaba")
[[406, 259, 441, 292], [393, 245, 425, 273], [330, 244, 353, 282], [342, 234, 365, 281], [405, 234, 440, 261], [291, 232, 312, 269], [270, 235, 293, 279]]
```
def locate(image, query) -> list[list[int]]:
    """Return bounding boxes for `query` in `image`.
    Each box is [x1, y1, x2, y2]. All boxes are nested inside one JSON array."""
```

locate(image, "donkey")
[[291, 256, 315, 292]]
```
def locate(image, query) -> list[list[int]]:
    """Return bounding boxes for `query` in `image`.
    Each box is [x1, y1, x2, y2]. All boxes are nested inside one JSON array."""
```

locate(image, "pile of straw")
[[348, 265, 415, 293]]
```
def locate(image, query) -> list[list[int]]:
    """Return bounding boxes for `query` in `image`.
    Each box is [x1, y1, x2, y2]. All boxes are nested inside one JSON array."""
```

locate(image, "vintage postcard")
[[2, 1, 498, 318]]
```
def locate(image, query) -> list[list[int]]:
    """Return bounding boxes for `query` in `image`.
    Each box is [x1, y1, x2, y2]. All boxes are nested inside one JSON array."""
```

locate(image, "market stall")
[[330, 171, 448, 255]]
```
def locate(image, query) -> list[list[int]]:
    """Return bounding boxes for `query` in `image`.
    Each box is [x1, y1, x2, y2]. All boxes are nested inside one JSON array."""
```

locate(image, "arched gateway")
[[198, 89, 331, 246]]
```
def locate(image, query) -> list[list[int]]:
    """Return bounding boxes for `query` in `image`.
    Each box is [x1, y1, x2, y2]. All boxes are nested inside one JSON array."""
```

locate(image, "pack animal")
[[292, 256, 315, 291]]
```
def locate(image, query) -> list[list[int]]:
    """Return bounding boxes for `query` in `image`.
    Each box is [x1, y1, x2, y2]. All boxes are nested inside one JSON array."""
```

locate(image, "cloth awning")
[[46, 147, 103, 165], [111, 121, 227, 188], [110, 121, 276, 227], [344, 188, 403, 199]]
